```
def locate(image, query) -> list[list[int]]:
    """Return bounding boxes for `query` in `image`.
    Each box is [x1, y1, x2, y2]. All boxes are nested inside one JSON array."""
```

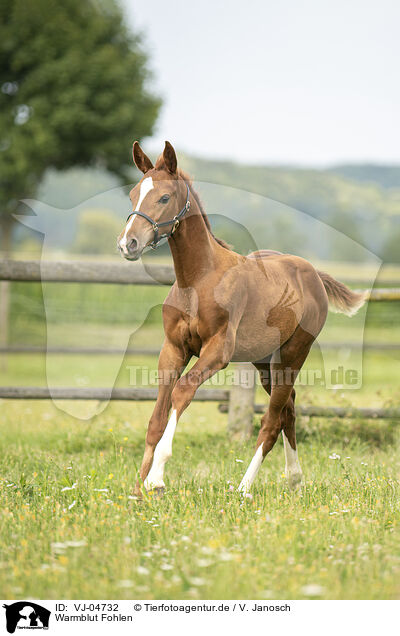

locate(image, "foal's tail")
[[317, 271, 367, 317]]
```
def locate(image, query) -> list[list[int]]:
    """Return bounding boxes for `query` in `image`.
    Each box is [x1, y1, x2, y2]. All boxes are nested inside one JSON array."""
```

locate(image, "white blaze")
[[144, 409, 177, 490], [238, 444, 264, 493], [120, 176, 154, 250]]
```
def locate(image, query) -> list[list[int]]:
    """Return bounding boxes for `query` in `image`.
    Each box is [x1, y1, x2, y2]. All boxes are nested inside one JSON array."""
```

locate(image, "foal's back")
[[229, 251, 329, 361]]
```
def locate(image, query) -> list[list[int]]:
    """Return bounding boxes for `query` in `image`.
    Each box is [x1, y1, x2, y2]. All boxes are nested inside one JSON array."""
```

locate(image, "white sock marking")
[[282, 431, 303, 488], [144, 409, 177, 490], [120, 176, 153, 250], [238, 445, 264, 493]]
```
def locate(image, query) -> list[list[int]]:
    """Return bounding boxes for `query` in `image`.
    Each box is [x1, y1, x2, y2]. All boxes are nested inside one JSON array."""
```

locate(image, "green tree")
[[0, 0, 161, 252]]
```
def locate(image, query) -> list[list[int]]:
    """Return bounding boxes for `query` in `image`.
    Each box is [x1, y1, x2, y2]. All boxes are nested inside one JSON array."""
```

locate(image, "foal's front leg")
[[171, 330, 235, 420], [144, 330, 235, 492], [135, 341, 189, 496]]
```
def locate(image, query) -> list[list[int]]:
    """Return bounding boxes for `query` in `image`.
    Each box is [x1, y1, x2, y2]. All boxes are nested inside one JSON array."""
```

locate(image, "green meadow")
[[0, 395, 399, 600]]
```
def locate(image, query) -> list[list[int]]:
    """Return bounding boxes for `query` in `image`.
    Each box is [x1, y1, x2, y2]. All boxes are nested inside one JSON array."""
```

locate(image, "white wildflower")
[[301, 584, 325, 597], [189, 577, 206, 586], [51, 542, 66, 552], [66, 540, 87, 548], [196, 559, 212, 568], [201, 546, 214, 555], [118, 580, 134, 588], [61, 482, 77, 492], [160, 563, 173, 571]]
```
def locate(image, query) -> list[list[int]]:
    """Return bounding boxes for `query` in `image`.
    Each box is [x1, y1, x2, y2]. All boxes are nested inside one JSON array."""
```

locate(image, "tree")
[[0, 0, 161, 252]]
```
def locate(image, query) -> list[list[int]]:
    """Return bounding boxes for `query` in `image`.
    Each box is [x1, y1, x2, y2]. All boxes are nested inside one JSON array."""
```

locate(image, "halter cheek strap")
[[126, 184, 191, 250]]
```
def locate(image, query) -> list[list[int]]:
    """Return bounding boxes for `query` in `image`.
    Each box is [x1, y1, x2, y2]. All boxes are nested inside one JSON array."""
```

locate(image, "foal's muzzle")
[[118, 237, 141, 261]]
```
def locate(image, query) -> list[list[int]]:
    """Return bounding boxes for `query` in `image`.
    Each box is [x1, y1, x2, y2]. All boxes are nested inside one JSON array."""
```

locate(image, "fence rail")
[[2, 342, 400, 355], [1, 259, 400, 300], [0, 386, 398, 420], [219, 403, 400, 419], [0, 386, 229, 401], [0, 259, 174, 285]]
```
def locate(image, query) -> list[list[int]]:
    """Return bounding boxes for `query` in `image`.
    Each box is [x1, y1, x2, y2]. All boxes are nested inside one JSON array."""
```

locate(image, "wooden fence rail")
[[219, 403, 400, 419], [0, 259, 175, 285], [1, 259, 400, 300], [2, 342, 400, 355], [0, 386, 229, 401], [0, 387, 399, 421]]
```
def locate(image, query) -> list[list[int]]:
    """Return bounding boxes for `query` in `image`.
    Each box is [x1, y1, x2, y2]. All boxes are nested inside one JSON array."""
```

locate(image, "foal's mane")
[[179, 169, 231, 250]]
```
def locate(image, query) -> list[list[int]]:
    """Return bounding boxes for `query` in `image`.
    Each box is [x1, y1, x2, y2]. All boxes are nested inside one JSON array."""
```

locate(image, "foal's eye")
[[159, 194, 170, 204]]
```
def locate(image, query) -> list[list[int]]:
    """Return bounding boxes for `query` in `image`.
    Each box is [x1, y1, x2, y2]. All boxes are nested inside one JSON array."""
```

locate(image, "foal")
[[118, 141, 365, 496]]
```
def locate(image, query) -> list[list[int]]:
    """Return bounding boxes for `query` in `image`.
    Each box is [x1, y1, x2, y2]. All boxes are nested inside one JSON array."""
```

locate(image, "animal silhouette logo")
[[2, 602, 50, 633]]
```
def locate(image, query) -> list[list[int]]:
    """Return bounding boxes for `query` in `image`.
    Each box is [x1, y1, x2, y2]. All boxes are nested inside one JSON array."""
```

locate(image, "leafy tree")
[[0, 0, 161, 252]]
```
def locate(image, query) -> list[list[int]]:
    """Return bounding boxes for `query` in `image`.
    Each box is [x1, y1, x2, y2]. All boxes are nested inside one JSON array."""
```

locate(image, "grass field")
[[0, 370, 399, 600]]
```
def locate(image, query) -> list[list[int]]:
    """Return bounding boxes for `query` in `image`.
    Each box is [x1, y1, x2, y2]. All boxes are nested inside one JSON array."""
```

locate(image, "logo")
[[2, 603, 50, 634]]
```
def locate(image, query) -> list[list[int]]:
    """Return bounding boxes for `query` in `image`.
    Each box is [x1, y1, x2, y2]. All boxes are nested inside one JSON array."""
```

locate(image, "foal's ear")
[[162, 140, 177, 174], [132, 141, 154, 174]]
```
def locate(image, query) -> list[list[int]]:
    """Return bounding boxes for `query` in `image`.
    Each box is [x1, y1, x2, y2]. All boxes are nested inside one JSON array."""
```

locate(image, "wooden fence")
[[1, 342, 400, 355], [1, 259, 399, 433], [1, 258, 400, 300]]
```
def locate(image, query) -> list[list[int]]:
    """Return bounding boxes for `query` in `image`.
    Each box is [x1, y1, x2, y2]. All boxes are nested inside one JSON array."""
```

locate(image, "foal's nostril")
[[127, 237, 138, 252]]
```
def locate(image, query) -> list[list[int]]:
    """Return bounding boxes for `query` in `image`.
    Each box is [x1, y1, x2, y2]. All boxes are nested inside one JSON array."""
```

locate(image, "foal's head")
[[117, 141, 188, 260]]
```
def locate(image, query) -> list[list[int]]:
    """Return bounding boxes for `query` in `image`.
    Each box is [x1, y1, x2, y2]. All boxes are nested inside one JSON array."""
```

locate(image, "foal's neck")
[[168, 188, 218, 288]]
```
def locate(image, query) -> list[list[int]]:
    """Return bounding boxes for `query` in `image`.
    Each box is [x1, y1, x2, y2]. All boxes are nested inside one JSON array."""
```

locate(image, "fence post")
[[227, 362, 256, 441], [0, 281, 9, 371]]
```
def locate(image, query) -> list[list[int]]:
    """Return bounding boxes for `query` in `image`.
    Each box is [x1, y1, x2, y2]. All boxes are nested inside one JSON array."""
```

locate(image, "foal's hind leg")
[[238, 327, 313, 493], [254, 362, 303, 490], [281, 390, 303, 489]]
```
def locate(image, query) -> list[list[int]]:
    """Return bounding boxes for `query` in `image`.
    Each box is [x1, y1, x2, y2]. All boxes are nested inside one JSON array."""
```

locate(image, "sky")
[[121, 0, 400, 166]]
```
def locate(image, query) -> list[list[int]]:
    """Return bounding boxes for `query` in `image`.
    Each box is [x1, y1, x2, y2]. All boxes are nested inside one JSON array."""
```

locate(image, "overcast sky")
[[121, 0, 400, 166]]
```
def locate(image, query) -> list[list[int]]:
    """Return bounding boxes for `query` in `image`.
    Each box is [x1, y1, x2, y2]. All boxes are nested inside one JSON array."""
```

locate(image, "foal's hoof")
[[130, 489, 143, 502], [287, 472, 303, 491], [132, 480, 144, 499], [149, 486, 165, 498]]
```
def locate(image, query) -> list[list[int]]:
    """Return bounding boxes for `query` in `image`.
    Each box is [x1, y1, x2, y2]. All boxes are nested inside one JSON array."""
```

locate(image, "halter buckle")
[[172, 218, 180, 233], [152, 222, 159, 232]]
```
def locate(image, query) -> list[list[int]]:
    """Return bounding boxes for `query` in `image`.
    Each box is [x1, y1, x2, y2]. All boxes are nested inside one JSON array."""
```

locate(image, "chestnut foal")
[[118, 141, 365, 496]]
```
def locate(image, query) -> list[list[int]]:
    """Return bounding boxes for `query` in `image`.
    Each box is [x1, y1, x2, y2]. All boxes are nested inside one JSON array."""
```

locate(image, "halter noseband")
[[125, 184, 191, 250]]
